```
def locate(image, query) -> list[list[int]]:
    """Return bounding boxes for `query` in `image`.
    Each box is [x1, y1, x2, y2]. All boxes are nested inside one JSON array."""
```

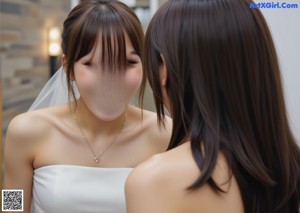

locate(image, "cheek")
[[74, 68, 96, 92], [125, 66, 142, 89]]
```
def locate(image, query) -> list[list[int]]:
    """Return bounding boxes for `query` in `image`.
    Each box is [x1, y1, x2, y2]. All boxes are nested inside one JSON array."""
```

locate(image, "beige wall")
[[0, 0, 71, 188], [0, 81, 2, 189], [0, 0, 168, 139], [0, 0, 167, 186], [1, 0, 70, 133]]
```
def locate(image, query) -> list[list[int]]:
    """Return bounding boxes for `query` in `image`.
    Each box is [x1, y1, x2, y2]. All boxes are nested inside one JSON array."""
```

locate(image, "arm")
[[125, 166, 157, 213], [125, 155, 171, 213], [4, 115, 36, 213]]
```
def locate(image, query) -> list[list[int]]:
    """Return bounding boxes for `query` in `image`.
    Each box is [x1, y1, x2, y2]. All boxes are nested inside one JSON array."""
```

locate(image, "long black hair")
[[140, 0, 300, 212]]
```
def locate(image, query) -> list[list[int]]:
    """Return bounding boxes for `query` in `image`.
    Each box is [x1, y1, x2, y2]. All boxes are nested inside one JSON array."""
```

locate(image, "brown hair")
[[140, 0, 300, 212], [62, 0, 144, 110]]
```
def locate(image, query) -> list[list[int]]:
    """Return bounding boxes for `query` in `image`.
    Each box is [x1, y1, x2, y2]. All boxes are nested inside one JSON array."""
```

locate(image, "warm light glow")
[[49, 43, 60, 56], [49, 27, 60, 40], [48, 26, 61, 56]]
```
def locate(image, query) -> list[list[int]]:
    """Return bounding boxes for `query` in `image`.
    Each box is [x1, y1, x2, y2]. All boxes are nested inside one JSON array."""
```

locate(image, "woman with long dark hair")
[[126, 0, 300, 212]]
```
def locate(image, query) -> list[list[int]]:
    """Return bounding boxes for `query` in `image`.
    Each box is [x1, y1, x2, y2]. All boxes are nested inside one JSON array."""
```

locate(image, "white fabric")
[[28, 67, 80, 111], [31, 165, 132, 213]]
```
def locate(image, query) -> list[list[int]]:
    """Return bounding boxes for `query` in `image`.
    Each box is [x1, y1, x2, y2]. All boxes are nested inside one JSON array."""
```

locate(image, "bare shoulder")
[[126, 143, 243, 213], [128, 105, 172, 145], [4, 105, 69, 212], [129, 105, 172, 130], [125, 146, 195, 213], [6, 104, 68, 146], [125, 153, 173, 212], [7, 109, 51, 141], [126, 153, 168, 187], [127, 141, 192, 189]]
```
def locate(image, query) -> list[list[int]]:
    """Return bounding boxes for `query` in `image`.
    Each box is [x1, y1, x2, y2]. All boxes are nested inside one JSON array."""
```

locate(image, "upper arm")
[[125, 155, 171, 213], [4, 115, 37, 213], [125, 167, 158, 213], [125, 169, 151, 213]]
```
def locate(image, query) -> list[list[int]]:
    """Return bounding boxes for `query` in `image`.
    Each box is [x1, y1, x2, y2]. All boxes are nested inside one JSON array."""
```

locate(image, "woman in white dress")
[[4, 0, 171, 212]]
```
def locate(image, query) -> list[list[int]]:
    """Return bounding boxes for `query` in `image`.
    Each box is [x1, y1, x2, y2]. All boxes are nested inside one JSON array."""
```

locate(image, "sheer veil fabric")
[[28, 67, 80, 111]]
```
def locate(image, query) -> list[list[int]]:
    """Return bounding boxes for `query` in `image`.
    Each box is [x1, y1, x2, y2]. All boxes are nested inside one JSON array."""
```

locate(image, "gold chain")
[[73, 112, 126, 165]]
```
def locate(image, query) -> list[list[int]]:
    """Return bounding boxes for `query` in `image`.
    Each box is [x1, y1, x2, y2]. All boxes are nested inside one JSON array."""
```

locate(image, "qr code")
[[2, 190, 23, 212]]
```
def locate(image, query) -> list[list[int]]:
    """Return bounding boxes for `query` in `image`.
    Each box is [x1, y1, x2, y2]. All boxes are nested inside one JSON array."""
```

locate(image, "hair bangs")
[[73, 11, 99, 63], [74, 5, 127, 73], [99, 22, 126, 73]]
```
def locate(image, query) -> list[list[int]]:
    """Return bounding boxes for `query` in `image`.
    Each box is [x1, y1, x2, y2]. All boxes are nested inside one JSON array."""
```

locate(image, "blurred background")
[[0, 0, 299, 186], [0, 0, 168, 140]]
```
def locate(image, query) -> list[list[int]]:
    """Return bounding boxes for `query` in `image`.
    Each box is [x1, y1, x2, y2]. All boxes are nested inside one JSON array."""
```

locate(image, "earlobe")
[[161, 65, 167, 86], [160, 55, 167, 87], [159, 54, 171, 112], [61, 55, 75, 81]]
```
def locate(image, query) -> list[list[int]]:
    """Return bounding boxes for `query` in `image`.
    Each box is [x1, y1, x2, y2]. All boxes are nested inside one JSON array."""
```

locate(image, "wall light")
[[48, 26, 61, 77], [48, 26, 61, 56]]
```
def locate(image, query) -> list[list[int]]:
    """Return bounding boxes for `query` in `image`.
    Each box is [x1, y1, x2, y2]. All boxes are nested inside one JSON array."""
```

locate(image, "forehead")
[[86, 31, 134, 59], [99, 31, 133, 49], [82, 29, 136, 72]]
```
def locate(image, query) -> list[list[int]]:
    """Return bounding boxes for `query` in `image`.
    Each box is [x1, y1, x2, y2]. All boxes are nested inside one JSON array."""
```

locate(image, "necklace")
[[73, 112, 126, 165]]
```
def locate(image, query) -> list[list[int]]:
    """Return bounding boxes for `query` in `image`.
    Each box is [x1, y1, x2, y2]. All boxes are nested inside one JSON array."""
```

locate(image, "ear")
[[159, 54, 171, 112], [160, 54, 167, 87], [61, 55, 75, 81]]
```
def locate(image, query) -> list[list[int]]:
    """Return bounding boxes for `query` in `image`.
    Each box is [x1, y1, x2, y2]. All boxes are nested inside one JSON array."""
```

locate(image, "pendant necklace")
[[73, 112, 126, 165]]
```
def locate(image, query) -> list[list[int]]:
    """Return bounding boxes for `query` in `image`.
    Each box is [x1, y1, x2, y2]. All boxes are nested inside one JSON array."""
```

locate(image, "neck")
[[73, 98, 127, 136]]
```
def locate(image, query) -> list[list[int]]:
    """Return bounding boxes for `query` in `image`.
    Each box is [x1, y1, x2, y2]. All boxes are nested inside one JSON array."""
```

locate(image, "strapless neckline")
[[34, 164, 133, 171], [32, 164, 133, 213]]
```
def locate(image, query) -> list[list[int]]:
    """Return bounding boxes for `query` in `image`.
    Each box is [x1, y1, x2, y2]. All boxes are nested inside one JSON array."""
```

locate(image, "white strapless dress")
[[31, 165, 132, 213]]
